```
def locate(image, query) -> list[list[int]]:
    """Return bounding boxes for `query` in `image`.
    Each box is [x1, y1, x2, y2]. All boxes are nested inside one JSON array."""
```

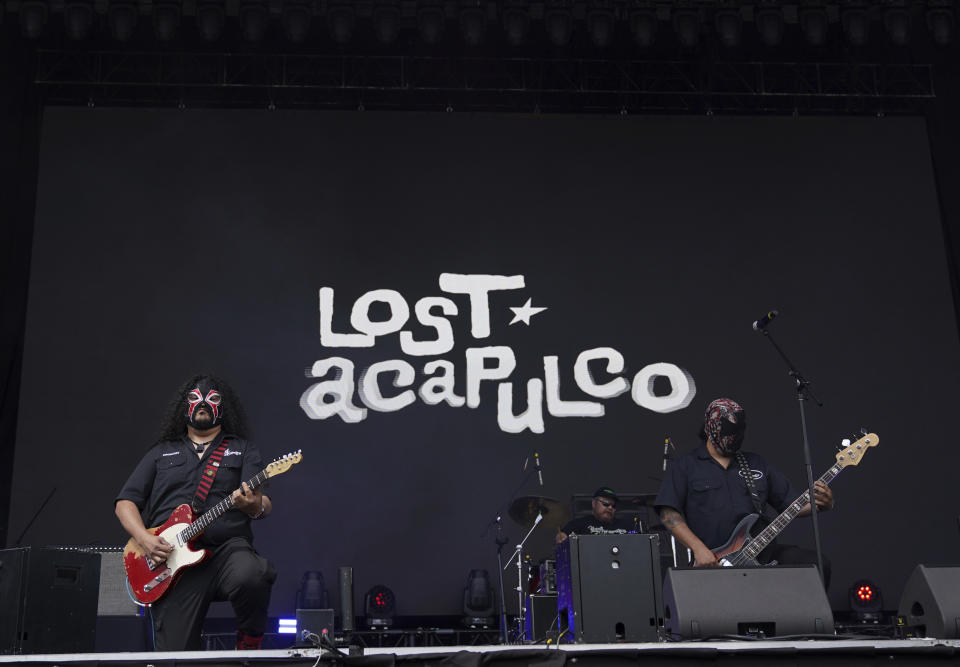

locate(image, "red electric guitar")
[[123, 450, 302, 604], [708, 432, 878, 567]]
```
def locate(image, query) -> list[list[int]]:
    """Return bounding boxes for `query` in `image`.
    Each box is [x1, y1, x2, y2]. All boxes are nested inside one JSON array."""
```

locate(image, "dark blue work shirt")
[[115, 433, 266, 547], [654, 445, 797, 550]]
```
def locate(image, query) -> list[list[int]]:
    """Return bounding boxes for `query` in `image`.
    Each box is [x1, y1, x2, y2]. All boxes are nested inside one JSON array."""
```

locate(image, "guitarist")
[[654, 398, 834, 586], [114, 374, 277, 651]]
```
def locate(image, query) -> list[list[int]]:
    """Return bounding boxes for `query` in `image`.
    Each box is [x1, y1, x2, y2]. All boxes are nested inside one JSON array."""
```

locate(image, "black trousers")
[[151, 537, 277, 651], [758, 542, 832, 590]]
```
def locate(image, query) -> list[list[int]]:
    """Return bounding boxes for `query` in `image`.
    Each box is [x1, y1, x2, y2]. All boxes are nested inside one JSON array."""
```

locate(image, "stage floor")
[[2, 638, 960, 666]]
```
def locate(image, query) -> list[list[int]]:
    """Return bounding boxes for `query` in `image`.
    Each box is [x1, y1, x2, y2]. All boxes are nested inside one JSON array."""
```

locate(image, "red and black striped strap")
[[192, 438, 231, 512]]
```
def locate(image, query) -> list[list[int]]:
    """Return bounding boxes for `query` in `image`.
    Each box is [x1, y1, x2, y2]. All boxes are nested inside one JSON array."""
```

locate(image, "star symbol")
[[509, 298, 548, 326]]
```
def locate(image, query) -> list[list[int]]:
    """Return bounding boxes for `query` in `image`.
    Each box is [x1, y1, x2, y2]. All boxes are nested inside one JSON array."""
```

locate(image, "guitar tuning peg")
[[838, 438, 851, 451], [859, 427, 869, 436]]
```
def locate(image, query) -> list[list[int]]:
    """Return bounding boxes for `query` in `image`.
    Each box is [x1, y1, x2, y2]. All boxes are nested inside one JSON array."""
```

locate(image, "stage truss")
[[34, 51, 935, 114]]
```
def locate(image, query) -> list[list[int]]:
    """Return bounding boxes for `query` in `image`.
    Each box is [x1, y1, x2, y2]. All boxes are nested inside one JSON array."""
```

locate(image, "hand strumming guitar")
[[692, 545, 719, 567], [140, 533, 174, 565]]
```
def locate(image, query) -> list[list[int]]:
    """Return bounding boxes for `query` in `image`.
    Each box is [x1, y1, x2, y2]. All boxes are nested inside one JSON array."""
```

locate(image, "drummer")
[[556, 487, 635, 544]]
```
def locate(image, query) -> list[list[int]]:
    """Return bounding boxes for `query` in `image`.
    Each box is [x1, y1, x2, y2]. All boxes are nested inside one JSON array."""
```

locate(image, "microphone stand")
[[494, 517, 509, 644], [757, 327, 826, 585]]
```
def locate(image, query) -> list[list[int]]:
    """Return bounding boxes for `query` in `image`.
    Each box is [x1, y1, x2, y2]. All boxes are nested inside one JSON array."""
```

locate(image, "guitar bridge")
[[142, 568, 173, 592]]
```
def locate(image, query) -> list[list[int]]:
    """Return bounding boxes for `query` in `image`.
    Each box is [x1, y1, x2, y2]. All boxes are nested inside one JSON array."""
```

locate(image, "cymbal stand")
[[504, 511, 542, 641]]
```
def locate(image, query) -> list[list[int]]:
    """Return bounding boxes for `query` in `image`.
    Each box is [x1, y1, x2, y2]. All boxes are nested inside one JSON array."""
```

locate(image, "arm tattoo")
[[659, 507, 685, 529]]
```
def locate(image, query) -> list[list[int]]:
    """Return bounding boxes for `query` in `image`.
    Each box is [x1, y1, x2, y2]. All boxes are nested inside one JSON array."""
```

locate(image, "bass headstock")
[[835, 433, 878, 468]]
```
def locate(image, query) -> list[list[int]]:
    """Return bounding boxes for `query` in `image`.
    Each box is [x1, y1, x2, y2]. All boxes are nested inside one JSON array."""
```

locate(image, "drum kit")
[[500, 492, 682, 642]]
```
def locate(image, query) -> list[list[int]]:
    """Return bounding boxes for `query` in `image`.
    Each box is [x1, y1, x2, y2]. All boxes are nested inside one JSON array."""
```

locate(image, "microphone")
[[663, 437, 671, 472], [752, 310, 779, 331], [534, 452, 543, 486]]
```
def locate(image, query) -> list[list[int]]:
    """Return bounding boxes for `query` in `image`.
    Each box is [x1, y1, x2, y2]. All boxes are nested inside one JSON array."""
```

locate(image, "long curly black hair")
[[157, 374, 251, 442]]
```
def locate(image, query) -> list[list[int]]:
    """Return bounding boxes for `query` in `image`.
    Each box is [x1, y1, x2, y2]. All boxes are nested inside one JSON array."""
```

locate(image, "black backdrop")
[[8, 109, 960, 616]]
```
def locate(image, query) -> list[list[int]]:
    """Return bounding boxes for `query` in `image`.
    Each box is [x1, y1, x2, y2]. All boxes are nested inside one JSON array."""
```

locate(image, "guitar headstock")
[[265, 450, 303, 478], [835, 433, 878, 468]]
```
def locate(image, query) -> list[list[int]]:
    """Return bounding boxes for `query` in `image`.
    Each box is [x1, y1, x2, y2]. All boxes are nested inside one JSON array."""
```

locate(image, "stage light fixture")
[[19, 1, 48, 39], [884, 8, 911, 46], [503, 7, 529, 47], [714, 9, 742, 48], [277, 618, 297, 634], [108, 1, 138, 41], [545, 9, 572, 47], [849, 579, 883, 622], [373, 3, 400, 45], [153, 1, 180, 42], [196, 1, 224, 42], [364, 584, 396, 628], [327, 3, 355, 44], [756, 8, 784, 47], [629, 9, 657, 47], [927, 9, 955, 46], [417, 5, 445, 45], [800, 8, 828, 47], [841, 8, 868, 46], [64, 1, 93, 40], [460, 7, 485, 47], [282, 1, 311, 44], [462, 569, 495, 627], [240, 2, 268, 43], [587, 9, 615, 48], [673, 9, 699, 48], [296, 571, 329, 609]]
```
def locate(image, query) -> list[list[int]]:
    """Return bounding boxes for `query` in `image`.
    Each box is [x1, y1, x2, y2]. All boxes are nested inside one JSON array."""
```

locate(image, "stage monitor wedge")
[[663, 565, 833, 639], [898, 564, 960, 639]]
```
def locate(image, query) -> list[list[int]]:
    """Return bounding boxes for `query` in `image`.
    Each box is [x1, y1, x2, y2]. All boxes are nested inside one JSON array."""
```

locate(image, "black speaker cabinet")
[[898, 564, 960, 638], [525, 594, 558, 642], [0, 547, 101, 654], [556, 533, 663, 643], [296, 608, 335, 645], [663, 565, 833, 639]]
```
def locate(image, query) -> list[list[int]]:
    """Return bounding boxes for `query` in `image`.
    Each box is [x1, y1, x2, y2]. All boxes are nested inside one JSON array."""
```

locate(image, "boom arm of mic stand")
[[504, 513, 543, 571], [761, 329, 823, 406]]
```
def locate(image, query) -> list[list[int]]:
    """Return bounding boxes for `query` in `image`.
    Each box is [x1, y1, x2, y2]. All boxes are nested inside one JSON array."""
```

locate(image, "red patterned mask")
[[186, 379, 223, 429], [704, 398, 746, 455]]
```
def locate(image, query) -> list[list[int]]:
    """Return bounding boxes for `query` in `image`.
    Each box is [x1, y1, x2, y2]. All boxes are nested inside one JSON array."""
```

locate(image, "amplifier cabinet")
[[556, 533, 663, 643], [0, 547, 100, 654]]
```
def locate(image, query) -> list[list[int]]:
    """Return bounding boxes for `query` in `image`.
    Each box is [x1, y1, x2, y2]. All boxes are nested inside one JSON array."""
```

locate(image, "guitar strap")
[[735, 452, 767, 515], [192, 438, 231, 513]]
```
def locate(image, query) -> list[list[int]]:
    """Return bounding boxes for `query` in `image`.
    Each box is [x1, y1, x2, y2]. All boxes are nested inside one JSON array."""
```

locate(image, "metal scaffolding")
[[34, 51, 936, 113]]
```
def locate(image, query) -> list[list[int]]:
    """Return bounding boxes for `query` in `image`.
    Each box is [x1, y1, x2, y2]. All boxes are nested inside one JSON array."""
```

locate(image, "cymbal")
[[629, 493, 660, 506], [508, 496, 571, 531]]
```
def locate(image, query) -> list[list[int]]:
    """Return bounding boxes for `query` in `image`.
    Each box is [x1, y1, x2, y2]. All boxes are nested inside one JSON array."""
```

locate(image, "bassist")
[[114, 374, 276, 651], [654, 398, 834, 586]]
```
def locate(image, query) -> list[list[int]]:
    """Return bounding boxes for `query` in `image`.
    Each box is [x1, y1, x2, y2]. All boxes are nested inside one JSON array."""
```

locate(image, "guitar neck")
[[180, 469, 269, 542], [741, 462, 842, 559]]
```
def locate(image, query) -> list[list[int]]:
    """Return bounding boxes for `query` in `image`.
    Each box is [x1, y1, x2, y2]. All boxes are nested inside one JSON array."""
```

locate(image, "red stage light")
[[849, 579, 882, 621]]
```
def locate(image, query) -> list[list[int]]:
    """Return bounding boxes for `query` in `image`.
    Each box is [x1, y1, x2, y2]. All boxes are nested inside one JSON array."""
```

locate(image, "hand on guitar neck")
[[797, 480, 834, 515]]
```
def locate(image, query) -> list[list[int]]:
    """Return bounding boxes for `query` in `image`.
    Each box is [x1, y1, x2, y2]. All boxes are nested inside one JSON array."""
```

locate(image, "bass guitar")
[[123, 450, 302, 604], [710, 433, 877, 567]]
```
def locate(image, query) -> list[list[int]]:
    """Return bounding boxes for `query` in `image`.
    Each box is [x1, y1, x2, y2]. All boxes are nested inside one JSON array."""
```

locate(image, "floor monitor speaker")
[[897, 564, 960, 638], [663, 565, 833, 639]]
